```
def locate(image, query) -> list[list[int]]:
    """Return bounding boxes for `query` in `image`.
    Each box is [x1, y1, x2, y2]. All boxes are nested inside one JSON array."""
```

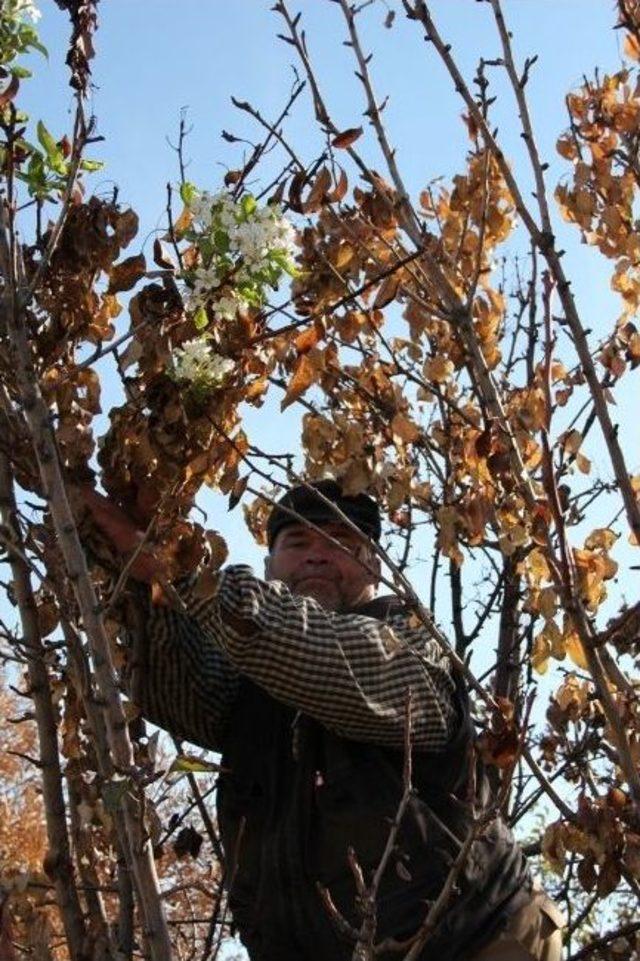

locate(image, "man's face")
[[265, 521, 380, 612]]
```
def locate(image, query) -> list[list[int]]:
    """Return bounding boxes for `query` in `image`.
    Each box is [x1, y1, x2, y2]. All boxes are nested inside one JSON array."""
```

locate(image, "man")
[[85, 480, 563, 960]]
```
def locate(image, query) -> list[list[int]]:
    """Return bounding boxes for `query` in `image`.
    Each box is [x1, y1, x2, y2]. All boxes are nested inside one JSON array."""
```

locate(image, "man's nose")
[[302, 551, 329, 566], [302, 539, 332, 564]]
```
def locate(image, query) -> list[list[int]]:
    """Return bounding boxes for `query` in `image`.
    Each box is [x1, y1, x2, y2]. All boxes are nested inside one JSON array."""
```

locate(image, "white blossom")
[[231, 208, 297, 270], [171, 339, 234, 389], [191, 265, 221, 302], [211, 294, 243, 320], [219, 205, 237, 231], [181, 187, 298, 314], [210, 190, 234, 209], [271, 212, 297, 257], [189, 189, 237, 228], [190, 192, 214, 225], [213, 191, 238, 230], [234, 220, 270, 268], [189, 190, 236, 229]]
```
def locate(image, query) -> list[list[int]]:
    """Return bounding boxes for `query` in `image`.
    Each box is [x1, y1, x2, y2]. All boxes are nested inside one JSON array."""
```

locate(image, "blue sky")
[[23, 0, 623, 338], [26, 1, 624, 303], [7, 0, 636, 637]]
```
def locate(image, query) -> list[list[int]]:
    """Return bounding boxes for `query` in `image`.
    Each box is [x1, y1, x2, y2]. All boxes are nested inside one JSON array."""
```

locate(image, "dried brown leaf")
[[303, 167, 332, 214], [107, 254, 146, 294], [0, 74, 19, 108], [281, 352, 321, 410], [153, 238, 176, 270], [295, 322, 324, 354], [114, 209, 139, 247], [331, 127, 363, 150], [373, 273, 400, 309], [326, 167, 348, 204]]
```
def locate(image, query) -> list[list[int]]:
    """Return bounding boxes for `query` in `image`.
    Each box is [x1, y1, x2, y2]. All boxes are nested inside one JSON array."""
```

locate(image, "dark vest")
[[217, 597, 531, 961]]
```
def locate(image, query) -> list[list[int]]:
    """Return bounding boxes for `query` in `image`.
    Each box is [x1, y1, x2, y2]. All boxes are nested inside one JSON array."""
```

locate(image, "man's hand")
[[77, 484, 160, 584]]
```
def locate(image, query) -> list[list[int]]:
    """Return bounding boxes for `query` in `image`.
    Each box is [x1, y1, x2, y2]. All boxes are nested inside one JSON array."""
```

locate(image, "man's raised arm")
[[178, 565, 458, 751], [80, 486, 239, 753], [124, 586, 239, 753]]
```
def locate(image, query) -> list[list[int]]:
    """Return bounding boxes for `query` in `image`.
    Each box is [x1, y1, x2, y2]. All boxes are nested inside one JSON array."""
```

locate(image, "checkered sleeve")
[[179, 565, 458, 751], [123, 585, 239, 753]]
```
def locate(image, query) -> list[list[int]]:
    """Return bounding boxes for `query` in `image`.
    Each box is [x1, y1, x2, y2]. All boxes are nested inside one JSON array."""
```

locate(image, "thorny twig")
[[319, 692, 415, 960]]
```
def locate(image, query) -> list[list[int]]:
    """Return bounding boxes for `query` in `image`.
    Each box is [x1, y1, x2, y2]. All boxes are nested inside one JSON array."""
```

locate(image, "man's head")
[[264, 480, 381, 612]]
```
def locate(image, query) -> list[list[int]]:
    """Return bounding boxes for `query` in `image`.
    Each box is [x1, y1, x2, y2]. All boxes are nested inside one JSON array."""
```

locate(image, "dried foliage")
[[1, 0, 640, 959]]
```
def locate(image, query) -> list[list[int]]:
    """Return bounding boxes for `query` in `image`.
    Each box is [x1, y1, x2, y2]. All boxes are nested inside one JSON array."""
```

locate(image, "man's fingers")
[[76, 484, 147, 555], [75, 484, 160, 585]]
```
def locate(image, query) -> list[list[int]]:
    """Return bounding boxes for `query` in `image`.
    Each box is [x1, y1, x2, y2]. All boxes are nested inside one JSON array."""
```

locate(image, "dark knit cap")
[[266, 479, 381, 550]]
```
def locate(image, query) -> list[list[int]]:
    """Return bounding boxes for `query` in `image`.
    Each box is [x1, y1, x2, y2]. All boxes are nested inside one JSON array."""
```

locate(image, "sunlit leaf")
[[281, 352, 321, 410], [566, 632, 589, 670], [169, 755, 222, 774]]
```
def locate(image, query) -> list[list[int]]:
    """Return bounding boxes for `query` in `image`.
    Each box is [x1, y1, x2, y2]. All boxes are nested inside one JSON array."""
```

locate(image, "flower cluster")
[[0, 0, 44, 72], [3, 0, 41, 23], [170, 339, 234, 393], [181, 186, 297, 324]]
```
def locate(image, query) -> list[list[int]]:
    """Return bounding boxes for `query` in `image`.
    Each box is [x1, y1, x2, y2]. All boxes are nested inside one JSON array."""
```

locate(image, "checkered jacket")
[[128, 564, 458, 753]]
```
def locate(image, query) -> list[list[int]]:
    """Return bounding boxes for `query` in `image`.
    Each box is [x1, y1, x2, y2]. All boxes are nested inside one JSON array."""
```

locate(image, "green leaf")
[[80, 158, 105, 172], [198, 238, 214, 263], [271, 250, 299, 279], [180, 180, 197, 206], [50, 157, 68, 176], [213, 229, 229, 253], [30, 38, 48, 59], [193, 305, 209, 331], [240, 286, 263, 307], [11, 65, 31, 79], [270, 249, 289, 267], [169, 754, 222, 775], [36, 120, 58, 160], [241, 194, 257, 218], [25, 150, 46, 186], [16, 137, 36, 156], [20, 26, 48, 59], [260, 263, 280, 287]]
